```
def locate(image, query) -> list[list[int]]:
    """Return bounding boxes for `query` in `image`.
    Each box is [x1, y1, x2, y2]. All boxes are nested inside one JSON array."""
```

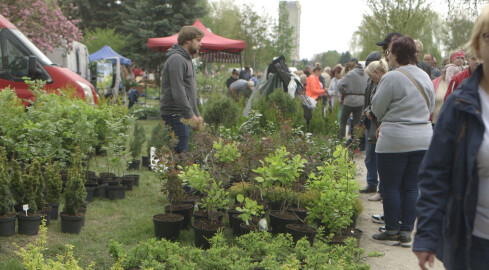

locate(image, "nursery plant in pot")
[[306, 145, 361, 245], [16, 159, 43, 235], [180, 164, 229, 249], [44, 159, 63, 220], [0, 148, 16, 237], [128, 121, 146, 171], [253, 147, 307, 234], [235, 195, 271, 236], [60, 148, 87, 234], [157, 147, 194, 230]]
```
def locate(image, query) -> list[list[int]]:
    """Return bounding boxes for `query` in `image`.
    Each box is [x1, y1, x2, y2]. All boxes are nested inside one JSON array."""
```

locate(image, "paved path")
[[354, 151, 445, 270]]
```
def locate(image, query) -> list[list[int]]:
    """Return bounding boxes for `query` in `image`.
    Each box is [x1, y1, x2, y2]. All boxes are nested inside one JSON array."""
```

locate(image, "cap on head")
[[365, 51, 382, 67], [247, 80, 255, 90], [376, 32, 403, 49], [350, 58, 359, 64]]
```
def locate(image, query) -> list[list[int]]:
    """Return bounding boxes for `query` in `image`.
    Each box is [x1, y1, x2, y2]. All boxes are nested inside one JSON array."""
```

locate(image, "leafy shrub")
[[202, 94, 240, 132]]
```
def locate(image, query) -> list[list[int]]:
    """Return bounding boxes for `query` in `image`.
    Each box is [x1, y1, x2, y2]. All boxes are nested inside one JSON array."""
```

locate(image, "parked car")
[[0, 15, 97, 105]]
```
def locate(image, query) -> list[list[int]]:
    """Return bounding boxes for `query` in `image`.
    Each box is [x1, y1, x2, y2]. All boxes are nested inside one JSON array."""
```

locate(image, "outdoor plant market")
[[1, 0, 489, 270]]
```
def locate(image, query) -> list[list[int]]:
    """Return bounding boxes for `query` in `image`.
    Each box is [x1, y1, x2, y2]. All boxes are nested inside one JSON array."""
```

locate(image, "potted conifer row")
[[60, 148, 87, 234], [0, 148, 16, 237], [16, 159, 43, 235], [44, 159, 63, 220]]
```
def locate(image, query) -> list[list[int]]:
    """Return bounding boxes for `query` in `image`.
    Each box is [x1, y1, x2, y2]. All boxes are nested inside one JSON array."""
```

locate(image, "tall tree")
[[353, 0, 440, 60], [120, 0, 208, 72], [0, 0, 83, 52], [445, 0, 486, 17], [83, 28, 129, 54], [202, 0, 242, 40], [442, 8, 476, 53], [57, 0, 124, 31], [338, 51, 352, 65], [314, 50, 341, 68]]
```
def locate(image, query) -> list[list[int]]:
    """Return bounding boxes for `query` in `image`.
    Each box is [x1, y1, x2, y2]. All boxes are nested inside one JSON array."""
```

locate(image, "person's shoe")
[[378, 226, 386, 232], [371, 214, 385, 224], [399, 231, 412, 248], [359, 185, 377, 193], [368, 193, 382, 201], [372, 231, 400, 246]]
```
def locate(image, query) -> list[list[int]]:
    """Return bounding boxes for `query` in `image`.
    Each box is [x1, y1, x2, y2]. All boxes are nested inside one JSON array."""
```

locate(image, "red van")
[[0, 15, 97, 105]]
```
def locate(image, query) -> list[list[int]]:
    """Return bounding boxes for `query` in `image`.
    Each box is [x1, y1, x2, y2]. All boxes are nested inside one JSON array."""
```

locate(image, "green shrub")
[[0, 148, 14, 215], [202, 94, 240, 132], [64, 148, 86, 215]]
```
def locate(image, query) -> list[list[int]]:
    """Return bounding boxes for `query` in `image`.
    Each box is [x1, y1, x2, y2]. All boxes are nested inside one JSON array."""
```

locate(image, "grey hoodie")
[[338, 65, 368, 107], [160, 44, 200, 118]]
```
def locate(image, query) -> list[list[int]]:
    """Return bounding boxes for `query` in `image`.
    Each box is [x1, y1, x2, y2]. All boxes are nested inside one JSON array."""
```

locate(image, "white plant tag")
[[245, 220, 249, 226], [258, 218, 267, 231], [23, 204, 29, 216], [194, 203, 199, 211]]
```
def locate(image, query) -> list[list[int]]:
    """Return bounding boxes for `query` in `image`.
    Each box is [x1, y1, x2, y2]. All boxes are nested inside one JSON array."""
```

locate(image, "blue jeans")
[[377, 151, 426, 231], [161, 114, 190, 154], [470, 235, 489, 270], [364, 120, 379, 191]]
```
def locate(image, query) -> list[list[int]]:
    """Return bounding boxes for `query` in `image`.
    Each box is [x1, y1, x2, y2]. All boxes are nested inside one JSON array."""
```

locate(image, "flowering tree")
[[0, 0, 82, 52]]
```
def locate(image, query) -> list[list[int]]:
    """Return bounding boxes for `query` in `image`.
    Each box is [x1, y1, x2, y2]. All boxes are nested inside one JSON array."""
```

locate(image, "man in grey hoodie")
[[338, 59, 368, 139], [160, 25, 204, 153]]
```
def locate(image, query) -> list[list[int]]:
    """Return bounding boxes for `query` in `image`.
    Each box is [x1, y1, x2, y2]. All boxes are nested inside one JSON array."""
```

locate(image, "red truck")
[[0, 15, 97, 105]]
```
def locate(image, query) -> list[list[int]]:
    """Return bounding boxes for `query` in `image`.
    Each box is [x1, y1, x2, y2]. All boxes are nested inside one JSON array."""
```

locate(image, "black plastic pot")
[[94, 183, 108, 198], [227, 208, 242, 229], [50, 202, 59, 220], [0, 213, 16, 237], [124, 174, 140, 187], [142, 156, 150, 168], [164, 204, 193, 230], [193, 219, 224, 249], [60, 212, 84, 234], [231, 214, 244, 237], [107, 185, 126, 200], [17, 213, 42, 235], [85, 185, 95, 202], [286, 224, 317, 245], [121, 176, 134, 191], [269, 210, 300, 234], [128, 160, 140, 170], [193, 210, 224, 222], [153, 213, 184, 240]]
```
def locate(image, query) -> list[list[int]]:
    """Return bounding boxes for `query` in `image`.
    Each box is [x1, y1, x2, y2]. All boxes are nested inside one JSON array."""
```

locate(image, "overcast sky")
[[209, 0, 450, 60]]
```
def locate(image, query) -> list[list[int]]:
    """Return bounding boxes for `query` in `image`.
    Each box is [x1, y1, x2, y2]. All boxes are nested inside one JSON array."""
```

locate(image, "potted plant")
[[0, 148, 16, 237], [306, 145, 361, 245], [235, 195, 271, 236], [253, 147, 307, 234], [179, 163, 229, 249], [128, 121, 146, 171], [16, 158, 43, 235], [60, 148, 87, 234], [44, 158, 63, 220]]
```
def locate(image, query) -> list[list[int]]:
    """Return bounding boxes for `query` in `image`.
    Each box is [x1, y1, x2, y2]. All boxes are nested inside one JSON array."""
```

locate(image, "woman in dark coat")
[[413, 5, 489, 270]]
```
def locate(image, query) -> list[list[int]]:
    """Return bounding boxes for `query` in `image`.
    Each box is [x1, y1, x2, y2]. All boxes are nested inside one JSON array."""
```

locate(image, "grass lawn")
[[0, 119, 186, 269]]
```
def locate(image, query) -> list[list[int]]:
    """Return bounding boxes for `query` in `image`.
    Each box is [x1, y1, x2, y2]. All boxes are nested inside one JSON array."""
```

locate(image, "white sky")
[[209, 0, 450, 60]]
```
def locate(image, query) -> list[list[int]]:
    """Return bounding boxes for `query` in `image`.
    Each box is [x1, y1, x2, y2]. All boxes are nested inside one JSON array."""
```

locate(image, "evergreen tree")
[[120, 0, 208, 72]]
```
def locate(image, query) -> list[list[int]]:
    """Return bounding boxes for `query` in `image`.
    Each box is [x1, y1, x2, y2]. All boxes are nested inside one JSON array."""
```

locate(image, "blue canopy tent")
[[89, 45, 132, 65]]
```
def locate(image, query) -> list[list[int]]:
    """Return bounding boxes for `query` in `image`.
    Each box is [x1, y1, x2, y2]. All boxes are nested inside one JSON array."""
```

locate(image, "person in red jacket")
[[305, 66, 326, 99], [444, 54, 481, 101]]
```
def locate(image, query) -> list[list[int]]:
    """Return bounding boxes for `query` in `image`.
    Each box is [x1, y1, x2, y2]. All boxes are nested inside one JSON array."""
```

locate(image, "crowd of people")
[[158, 4, 489, 269]]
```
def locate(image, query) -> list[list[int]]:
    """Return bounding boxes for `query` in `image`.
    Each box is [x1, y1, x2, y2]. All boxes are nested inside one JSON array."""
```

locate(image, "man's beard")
[[189, 45, 199, 55]]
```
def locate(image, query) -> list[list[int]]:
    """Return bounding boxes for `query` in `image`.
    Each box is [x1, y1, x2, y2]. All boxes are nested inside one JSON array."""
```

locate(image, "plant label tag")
[[194, 203, 199, 211], [245, 220, 249, 226], [258, 218, 267, 231], [23, 204, 29, 216]]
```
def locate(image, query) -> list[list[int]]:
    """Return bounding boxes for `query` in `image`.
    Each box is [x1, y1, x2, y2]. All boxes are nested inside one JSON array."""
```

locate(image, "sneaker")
[[371, 214, 385, 224], [372, 231, 400, 246], [359, 185, 377, 193], [378, 226, 385, 232], [399, 231, 412, 248], [368, 193, 382, 201]]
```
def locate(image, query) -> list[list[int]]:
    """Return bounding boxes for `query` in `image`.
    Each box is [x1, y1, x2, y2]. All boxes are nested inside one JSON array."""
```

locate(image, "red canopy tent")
[[147, 19, 246, 63]]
